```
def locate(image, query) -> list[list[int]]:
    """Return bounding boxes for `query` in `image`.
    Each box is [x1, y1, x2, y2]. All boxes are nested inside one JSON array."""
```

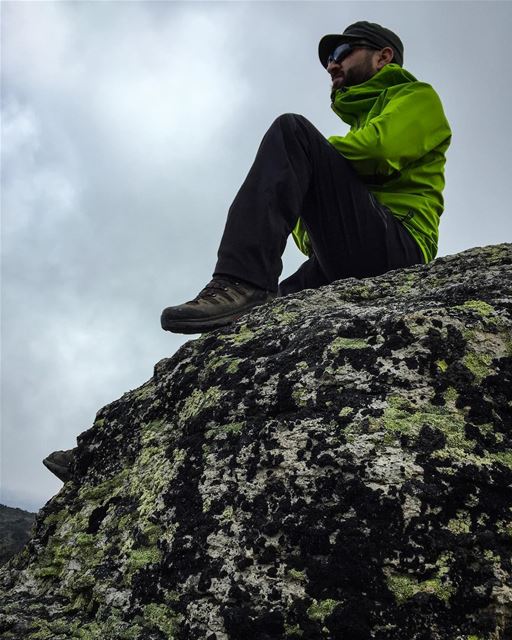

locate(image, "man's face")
[[327, 47, 379, 91]]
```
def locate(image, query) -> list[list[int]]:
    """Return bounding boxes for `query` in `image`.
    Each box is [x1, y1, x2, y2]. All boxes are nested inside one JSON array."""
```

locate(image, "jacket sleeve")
[[327, 83, 451, 178]]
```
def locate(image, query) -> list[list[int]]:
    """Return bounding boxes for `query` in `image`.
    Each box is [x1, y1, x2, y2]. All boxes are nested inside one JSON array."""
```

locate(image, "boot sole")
[[43, 458, 72, 483]]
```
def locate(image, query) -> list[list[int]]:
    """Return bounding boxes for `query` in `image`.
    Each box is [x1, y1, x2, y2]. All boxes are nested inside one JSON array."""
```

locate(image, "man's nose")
[[327, 60, 340, 75]]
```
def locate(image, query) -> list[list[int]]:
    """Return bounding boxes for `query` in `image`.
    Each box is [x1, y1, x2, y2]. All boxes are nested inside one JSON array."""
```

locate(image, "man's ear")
[[376, 46, 395, 69]]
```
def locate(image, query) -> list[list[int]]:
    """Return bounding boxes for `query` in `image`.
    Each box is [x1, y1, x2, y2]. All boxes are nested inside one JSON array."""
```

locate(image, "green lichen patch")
[[329, 336, 370, 351], [447, 510, 472, 534], [131, 382, 157, 401], [143, 603, 182, 637], [376, 395, 470, 456], [43, 508, 69, 527], [386, 570, 455, 604], [130, 444, 185, 523], [93, 417, 106, 430], [226, 358, 244, 373], [273, 307, 300, 324], [288, 568, 306, 581], [292, 386, 309, 408], [496, 520, 512, 538], [307, 598, 340, 622], [179, 386, 224, 424], [31, 500, 107, 585], [489, 451, 512, 469], [126, 546, 161, 573], [70, 611, 144, 640], [443, 386, 459, 405], [78, 469, 131, 503], [456, 299, 497, 318], [205, 421, 245, 440], [463, 352, 493, 381], [220, 506, 235, 523], [396, 272, 420, 295], [338, 282, 375, 300], [371, 389, 512, 468], [140, 419, 166, 444], [436, 359, 449, 372], [285, 623, 304, 636], [200, 353, 245, 378], [202, 496, 212, 513], [219, 323, 257, 345]]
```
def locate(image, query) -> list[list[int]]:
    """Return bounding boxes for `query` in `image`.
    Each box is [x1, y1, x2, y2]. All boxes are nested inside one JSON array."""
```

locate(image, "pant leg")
[[214, 113, 423, 293], [214, 113, 311, 291], [278, 255, 329, 297]]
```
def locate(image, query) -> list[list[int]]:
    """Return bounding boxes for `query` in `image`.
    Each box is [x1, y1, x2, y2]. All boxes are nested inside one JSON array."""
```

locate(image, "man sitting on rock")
[[160, 20, 451, 335], [44, 21, 451, 482]]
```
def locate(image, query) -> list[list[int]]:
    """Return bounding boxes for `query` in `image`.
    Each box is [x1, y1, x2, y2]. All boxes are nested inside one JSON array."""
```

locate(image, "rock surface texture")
[[1, 244, 512, 640]]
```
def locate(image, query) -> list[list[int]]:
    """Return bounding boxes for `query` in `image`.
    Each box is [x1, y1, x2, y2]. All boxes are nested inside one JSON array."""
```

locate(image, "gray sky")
[[2, 0, 511, 512]]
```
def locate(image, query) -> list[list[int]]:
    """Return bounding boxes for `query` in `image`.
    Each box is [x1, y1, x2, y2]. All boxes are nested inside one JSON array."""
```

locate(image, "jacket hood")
[[331, 63, 417, 126]]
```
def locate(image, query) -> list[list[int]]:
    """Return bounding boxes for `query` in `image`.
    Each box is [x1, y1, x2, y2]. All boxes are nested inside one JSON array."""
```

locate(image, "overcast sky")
[[2, 0, 511, 512]]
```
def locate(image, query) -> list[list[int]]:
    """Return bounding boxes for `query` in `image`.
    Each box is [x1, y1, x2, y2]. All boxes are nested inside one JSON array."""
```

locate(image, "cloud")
[[1, 1, 274, 510], [2, 100, 81, 248]]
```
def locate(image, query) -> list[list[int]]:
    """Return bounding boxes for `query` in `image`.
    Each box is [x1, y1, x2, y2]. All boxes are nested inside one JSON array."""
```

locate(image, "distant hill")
[[0, 504, 36, 566]]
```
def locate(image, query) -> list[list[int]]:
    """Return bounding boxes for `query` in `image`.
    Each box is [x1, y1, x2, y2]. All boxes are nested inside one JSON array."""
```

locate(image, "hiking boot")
[[161, 277, 275, 334], [43, 448, 74, 482]]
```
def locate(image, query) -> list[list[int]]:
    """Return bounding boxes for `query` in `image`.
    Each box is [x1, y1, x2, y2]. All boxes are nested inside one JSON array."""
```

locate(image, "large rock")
[[1, 244, 511, 640]]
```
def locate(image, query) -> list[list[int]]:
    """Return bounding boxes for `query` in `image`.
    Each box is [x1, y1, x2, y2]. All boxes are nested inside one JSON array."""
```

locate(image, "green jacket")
[[292, 64, 451, 263]]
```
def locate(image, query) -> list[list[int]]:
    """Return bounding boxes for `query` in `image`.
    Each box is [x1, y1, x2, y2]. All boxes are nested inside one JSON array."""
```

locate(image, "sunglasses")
[[327, 42, 377, 65]]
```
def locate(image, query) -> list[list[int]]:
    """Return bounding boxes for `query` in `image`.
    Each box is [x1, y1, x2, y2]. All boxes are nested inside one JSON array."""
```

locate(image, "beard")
[[332, 52, 377, 91], [343, 56, 376, 87]]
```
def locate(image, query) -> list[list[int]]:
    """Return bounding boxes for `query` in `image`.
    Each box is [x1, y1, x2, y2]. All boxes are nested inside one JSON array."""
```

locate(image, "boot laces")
[[192, 278, 245, 304]]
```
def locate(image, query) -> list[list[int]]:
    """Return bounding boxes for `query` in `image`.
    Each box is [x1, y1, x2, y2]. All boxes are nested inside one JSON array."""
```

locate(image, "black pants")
[[214, 113, 423, 295]]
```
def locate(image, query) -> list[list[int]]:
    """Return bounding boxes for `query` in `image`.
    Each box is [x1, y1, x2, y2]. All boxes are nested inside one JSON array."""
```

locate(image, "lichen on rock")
[[1, 244, 511, 639]]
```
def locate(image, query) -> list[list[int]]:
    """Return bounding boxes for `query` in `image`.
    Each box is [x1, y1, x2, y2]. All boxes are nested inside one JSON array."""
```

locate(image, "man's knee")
[[271, 113, 313, 132]]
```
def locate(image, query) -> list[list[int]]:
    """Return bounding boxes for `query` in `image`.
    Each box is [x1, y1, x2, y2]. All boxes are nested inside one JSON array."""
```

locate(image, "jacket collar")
[[331, 63, 417, 125]]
